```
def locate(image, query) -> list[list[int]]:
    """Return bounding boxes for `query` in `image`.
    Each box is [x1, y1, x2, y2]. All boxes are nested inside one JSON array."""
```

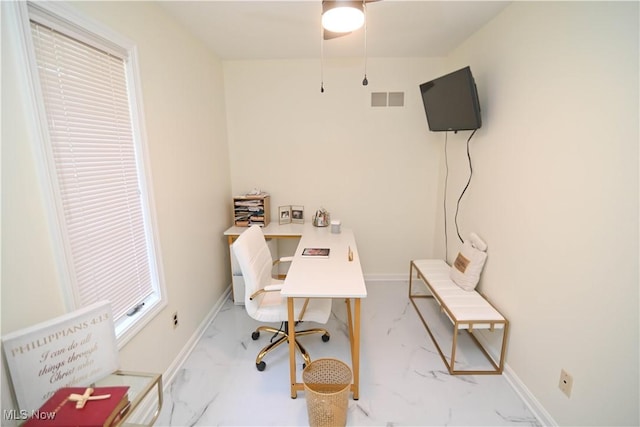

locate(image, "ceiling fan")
[[322, 0, 380, 40], [319, 0, 381, 92]]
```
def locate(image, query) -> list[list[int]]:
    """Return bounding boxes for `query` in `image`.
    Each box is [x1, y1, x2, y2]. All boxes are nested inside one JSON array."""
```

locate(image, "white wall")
[[224, 58, 447, 274], [1, 0, 231, 412], [2, 1, 638, 426], [442, 2, 639, 425], [224, 3, 639, 425]]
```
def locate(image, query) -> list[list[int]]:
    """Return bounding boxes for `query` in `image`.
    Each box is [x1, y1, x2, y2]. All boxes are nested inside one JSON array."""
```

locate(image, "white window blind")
[[30, 20, 155, 323]]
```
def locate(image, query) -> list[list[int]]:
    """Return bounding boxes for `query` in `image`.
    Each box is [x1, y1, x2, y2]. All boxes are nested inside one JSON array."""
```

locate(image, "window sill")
[[115, 294, 166, 349]]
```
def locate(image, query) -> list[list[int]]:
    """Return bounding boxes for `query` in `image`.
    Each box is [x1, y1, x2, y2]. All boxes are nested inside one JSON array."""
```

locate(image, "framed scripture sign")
[[1, 301, 119, 412]]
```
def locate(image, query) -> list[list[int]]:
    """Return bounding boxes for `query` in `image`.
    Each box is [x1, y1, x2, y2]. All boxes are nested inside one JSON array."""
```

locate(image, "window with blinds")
[[26, 7, 164, 339]]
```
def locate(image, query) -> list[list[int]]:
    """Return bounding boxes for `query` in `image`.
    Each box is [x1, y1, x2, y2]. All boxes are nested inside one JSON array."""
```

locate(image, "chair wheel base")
[[322, 333, 330, 342], [256, 361, 266, 371], [252, 331, 260, 340]]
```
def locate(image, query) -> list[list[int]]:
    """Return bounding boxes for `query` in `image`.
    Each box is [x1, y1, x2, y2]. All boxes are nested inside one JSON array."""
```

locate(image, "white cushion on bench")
[[450, 235, 488, 291], [412, 259, 504, 329]]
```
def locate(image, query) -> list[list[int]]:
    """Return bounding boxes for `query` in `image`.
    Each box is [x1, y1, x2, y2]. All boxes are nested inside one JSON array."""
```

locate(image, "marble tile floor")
[[155, 282, 540, 426]]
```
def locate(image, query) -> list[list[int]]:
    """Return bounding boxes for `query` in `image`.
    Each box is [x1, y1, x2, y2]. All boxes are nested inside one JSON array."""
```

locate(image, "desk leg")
[[345, 299, 354, 357], [344, 298, 361, 400], [353, 298, 361, 400], [288, 297, 297, 399]]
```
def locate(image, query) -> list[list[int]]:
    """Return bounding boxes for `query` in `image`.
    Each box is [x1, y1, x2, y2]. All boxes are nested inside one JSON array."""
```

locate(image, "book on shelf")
[[24, 386, 130, 427], [234, 200, 262, 207], [302, 248, 330, 258]]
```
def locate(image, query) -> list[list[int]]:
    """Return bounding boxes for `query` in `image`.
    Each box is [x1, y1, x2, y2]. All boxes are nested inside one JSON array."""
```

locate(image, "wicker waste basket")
[[303, 358, 352, 427]]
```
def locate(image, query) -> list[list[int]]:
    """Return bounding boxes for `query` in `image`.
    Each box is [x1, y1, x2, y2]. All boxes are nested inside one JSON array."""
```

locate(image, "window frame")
[[8, 0, 167, 348]]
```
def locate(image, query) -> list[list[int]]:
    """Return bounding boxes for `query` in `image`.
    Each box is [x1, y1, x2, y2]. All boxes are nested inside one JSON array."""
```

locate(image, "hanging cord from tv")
[[443, 132, 449, 261], [454, 129, 477, 243]]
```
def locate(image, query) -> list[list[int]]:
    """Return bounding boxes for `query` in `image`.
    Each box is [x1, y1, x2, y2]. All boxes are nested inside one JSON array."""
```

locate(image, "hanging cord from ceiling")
[[320, 19, 325, 93], [362, 0, 368, 86], [454, 129, 478, 243], [320, 0, 370, 91]]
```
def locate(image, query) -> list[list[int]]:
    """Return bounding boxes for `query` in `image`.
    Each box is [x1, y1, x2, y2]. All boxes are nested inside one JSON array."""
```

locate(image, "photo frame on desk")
[[279, 206, 292, 224], [291, 206, 304, 224]]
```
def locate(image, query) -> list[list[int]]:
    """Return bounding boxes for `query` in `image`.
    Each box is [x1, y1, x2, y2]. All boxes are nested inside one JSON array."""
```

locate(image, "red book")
[[24, 386, 130, 427]]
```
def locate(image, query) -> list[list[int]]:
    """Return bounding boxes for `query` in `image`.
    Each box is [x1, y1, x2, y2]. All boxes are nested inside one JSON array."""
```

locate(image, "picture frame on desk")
[[279, 206, 291, 224], [291, 206, 304, 224]]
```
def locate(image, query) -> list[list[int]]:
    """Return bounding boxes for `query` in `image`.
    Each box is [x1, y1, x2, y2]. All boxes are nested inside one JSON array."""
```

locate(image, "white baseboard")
[[363, 273, 408, 282], [133, 285, 232, 424], [138, 279, 555, 427], [502, 363, 557, 426], [375, 273, 556, 426], [161, 285, 232, 387], [474, 332, 556, 426]]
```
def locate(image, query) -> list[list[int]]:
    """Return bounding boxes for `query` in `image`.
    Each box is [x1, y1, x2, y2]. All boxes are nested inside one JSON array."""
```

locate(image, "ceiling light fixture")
[[320, 0, 374, 93], [322, 1, 365, 33]]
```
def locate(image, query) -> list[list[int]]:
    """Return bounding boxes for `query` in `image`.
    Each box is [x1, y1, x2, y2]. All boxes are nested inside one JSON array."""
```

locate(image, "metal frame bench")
[[409, 259, 509, 375]]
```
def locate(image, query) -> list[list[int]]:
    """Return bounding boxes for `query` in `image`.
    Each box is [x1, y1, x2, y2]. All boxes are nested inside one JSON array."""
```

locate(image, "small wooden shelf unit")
[[233, 194, 270, 227]]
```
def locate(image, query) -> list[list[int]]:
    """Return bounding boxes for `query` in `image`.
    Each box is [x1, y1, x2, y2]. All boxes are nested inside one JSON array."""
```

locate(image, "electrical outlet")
[[559, 369, 573, 397], [172, 312, 179, 329]]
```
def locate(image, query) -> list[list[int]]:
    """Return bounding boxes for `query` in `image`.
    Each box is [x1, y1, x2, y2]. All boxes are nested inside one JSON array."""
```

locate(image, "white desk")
[[280, 225, 367, 399], [224, 222, 308, 240], [224, 223, 368, 399]]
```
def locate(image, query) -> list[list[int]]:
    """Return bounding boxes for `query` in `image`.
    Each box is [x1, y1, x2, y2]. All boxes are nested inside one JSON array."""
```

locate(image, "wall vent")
[[388, 92, 404, 107], [371, 91, 404, 107], [371, 92, 387, 107]]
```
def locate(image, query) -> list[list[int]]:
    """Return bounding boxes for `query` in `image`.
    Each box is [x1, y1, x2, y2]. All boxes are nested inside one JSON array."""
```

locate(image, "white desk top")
[[280, 226, 367, 299], [224, 222, 307, 237]]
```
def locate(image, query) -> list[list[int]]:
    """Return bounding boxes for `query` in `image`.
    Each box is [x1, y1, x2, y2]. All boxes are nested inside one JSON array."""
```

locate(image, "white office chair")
[[232, 225, 332, 371]]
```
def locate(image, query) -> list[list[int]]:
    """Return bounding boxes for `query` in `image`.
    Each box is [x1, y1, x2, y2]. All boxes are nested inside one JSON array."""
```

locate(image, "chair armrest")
[[272, 257, 293, 280], [249, 285, 283, 301]]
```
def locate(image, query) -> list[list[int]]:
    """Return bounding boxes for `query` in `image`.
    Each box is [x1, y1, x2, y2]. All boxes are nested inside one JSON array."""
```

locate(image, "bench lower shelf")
[[409, 259, 509, 375]]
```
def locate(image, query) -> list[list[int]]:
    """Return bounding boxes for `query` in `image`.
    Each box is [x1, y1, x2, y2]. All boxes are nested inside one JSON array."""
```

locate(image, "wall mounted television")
[[419, 66, 482, 132]]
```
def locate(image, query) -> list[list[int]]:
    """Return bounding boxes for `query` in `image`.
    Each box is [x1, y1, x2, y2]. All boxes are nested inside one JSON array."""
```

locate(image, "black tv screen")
[[419, 66, 482, 132]]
